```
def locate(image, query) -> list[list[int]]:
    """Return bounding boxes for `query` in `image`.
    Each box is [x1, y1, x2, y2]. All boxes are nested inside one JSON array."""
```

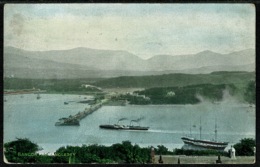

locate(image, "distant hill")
[[175, 64, 255, 74], [4, 51, 99, 79], [94, 71, 255, 88], [4, 46, 255, 79], [146, 49, 255, 71], [4, 46, 147, 71]]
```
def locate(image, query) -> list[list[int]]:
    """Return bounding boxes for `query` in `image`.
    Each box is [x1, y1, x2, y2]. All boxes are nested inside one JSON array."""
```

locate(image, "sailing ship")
[[181, 118, 228, 151]]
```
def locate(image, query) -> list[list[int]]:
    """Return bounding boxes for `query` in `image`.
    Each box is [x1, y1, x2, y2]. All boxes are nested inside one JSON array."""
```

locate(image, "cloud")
[[9, 13, 25, 36], [4, 4, 255, 58]]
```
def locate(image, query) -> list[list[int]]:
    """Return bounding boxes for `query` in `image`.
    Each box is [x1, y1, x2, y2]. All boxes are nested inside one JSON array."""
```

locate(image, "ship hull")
[[128, 126, 149, 130], [181, 137, 228, 151], [99, 124, 149, 130]]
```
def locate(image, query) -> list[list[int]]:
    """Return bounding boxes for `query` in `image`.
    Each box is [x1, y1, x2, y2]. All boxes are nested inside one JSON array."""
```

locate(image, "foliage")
[[118, 94, 151, 105], [4, 78, 101, 93], [53, 141, 152, 164], [154, 145, 171, 155], [4, 138, 42, 163], [94, 71, 254, 88], [4, 139, 164, 164], [5, 138, 256, 164], [233, 138, 255, 156], [127, 84, 233, 104], [173, 148, 228, 156], [4, 72, 254, 92]]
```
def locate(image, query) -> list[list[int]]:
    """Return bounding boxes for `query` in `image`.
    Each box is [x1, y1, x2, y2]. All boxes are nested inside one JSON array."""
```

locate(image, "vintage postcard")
[[3, 4, 256, 164]]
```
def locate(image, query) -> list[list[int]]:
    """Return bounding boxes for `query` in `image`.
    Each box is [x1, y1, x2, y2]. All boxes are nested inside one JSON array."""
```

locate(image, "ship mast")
[[199, 117, 202, 140], [215, 118, 217, 141], [190, 122, 192, 137]]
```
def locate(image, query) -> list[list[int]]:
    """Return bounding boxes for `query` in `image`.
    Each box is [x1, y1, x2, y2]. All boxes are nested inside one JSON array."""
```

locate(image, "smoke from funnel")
[[131, 116, 145, 122], [118, 118, 128, 122]]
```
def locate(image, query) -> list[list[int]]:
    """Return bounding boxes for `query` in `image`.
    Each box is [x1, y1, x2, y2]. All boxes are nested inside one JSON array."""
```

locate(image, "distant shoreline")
[[4, 92, 255, 107]]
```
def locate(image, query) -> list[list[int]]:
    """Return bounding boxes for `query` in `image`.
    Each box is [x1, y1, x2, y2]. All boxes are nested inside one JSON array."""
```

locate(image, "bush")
[[173, 148, 228, 156], [155, 145, 171, 155], [4, 138, 42, 163], [233, 138, 255, 156]]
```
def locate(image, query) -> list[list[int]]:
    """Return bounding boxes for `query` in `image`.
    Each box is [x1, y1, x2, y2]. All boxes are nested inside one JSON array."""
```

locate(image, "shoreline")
[[4, 91, 254, 107]]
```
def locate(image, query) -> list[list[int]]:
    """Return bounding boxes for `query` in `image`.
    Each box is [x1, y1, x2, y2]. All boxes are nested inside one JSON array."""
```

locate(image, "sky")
[[4, 4, 255, 59]]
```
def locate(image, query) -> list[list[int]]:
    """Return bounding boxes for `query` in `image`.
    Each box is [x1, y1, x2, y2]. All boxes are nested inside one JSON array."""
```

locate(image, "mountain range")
[[4, 46, 255, 79]]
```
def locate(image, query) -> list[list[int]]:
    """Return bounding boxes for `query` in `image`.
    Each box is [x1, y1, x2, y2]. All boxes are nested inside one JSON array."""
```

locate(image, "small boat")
[[64, 102, 69, 105]]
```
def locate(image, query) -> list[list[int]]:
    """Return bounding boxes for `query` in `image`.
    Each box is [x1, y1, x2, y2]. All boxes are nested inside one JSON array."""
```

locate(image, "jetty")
[[55, 99, 107, 126]]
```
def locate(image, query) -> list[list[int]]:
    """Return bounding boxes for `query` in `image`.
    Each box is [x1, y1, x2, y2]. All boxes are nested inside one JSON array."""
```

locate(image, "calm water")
[[4, 94, 255, 153]]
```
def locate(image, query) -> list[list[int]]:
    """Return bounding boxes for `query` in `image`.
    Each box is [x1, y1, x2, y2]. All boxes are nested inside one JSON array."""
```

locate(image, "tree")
[[52, 146, 70, 163], [4, 138, 40, 163], [4, 138, 169, 164], [156, 145, 169, 155], [233, 138, 255, 156]]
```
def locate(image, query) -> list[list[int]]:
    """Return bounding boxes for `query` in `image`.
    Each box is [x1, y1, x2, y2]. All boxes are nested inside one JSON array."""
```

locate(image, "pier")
[[55, 99, 108, 126], [72, 103, 102, 120]]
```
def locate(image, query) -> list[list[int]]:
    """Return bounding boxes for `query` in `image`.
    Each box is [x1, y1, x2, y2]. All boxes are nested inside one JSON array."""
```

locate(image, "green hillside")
[[3, 78, 102, 93], [134, 84, 234, 104], [115, 82, 254, 105], [94, 71, 255, 88], [4, 71, 255, 104]]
